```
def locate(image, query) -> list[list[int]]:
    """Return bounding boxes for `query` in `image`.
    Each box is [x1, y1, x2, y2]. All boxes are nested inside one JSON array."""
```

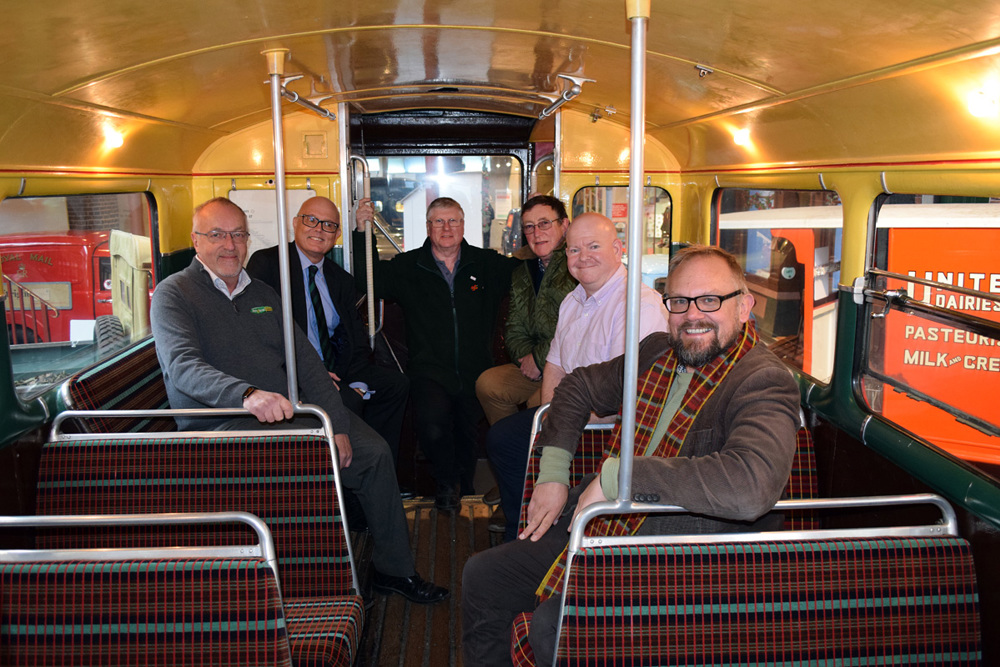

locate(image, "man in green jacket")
[[354, 196, 520, 511], [475, 195, 576, 424]]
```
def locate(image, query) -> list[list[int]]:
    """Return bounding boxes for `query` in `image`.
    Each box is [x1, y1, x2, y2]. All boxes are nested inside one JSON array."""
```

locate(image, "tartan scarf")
[[535, 321, 759, 602]]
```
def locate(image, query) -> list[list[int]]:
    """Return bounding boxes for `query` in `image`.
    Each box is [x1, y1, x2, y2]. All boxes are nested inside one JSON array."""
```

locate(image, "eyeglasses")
[[428, 217, 463, 228], [663, 289, 743, 314], [194, 230, 250, 244], [522, 218, 562, 235], [298, 214, 340, 234]]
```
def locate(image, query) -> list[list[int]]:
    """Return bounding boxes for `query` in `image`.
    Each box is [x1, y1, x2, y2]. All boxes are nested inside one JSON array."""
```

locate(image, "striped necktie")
[[307, 265, 335, 371]]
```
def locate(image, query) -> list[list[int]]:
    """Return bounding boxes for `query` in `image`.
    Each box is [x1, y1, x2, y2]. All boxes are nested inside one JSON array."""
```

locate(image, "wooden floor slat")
[[357, 497, 494, 667]]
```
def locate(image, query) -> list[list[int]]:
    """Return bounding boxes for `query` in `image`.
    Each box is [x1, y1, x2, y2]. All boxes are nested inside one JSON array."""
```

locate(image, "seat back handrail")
[[51, 404, 334, 440], [0, 512, 280, 586], [568, 493, 959, 553]]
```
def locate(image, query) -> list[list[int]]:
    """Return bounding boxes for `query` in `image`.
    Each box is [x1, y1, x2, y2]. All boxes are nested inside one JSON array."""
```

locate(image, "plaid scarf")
[[535, 321, 758, 602]]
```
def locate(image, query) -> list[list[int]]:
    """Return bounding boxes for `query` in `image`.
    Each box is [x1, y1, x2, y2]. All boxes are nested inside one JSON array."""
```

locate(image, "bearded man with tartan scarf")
[[461, 245, 801, 667]]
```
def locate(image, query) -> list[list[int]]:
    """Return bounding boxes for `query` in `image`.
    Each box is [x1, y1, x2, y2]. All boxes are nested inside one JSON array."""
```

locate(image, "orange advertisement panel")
[[881, 227, 1000, 464]]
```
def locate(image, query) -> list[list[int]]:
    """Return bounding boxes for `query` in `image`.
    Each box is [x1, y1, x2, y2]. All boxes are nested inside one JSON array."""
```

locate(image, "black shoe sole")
[[372, 582, 450, 604]]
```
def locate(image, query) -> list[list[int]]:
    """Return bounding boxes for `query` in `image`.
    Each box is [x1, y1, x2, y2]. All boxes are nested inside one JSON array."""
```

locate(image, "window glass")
[[1, 193, 155, 398], [365, 154, 522, 256], [572, 186, 671, 250], [863, 194, 1000, 471], [716, 189, 843, 383]]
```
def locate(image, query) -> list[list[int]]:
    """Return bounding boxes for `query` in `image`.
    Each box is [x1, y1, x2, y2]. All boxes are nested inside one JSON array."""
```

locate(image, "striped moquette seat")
[[58, 336, 176, 433], [0, 558, 294, 666], [518, 426, 613, 532], [518, 425, 818, 532], [511, 536, 982, 666], [35, 434, 364, 666]]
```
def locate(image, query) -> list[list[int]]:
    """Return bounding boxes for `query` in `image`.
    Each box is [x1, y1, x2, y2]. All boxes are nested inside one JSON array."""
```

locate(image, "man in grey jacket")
[[150, 197, 447, 604], [461, 245, 800, 665]]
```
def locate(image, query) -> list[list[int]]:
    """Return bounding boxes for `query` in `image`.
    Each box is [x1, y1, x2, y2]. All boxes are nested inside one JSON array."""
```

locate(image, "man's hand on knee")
[[520, 482, 568, 542], [244, 390, 295, 423], [333, 433, 354, 468]]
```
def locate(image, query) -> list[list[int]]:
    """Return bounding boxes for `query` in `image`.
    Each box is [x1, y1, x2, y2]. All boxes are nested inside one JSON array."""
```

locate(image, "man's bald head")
[[565, 212, 624, 296]]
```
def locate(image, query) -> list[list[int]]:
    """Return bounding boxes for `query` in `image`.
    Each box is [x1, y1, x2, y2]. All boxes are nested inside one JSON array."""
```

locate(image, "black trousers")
[[409, 375, 483, 493], [486, 407, 537, 541], [220, 411, 415, 578], [461, 517, 570, 667], [339, 363, 409, 468]]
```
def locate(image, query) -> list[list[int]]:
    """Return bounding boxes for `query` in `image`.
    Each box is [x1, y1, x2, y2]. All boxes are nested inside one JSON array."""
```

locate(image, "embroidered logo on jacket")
[[251, 306, 273, 314]]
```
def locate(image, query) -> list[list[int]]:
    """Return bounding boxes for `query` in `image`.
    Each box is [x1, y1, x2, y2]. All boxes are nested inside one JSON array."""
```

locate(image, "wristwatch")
[[242, 386, 258, 401]]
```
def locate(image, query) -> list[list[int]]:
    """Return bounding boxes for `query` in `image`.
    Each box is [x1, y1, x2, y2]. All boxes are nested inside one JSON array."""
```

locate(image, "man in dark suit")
[[246, 196, 409, 468]]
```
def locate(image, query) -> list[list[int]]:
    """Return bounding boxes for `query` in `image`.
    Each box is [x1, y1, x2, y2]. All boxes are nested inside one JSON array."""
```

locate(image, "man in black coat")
[[246, 196, 409, 468]]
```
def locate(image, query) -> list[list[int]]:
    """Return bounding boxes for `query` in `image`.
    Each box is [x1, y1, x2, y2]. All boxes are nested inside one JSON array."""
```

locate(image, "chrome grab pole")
[[350, 155, 377, 348], [618, 0, 650, 505], [263, 48, 300, 404]]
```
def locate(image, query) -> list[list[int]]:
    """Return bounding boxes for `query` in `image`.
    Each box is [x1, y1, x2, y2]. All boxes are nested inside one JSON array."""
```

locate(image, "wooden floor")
[[356, 496, 497, 667]]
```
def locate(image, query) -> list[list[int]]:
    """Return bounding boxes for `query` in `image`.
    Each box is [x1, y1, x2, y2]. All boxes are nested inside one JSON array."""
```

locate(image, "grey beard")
[[669, 334, 723, 368], [667, 326, 739, 368]]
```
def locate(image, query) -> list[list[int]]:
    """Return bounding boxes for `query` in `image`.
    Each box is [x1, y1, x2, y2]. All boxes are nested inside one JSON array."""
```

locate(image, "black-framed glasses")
[[428, 217, 463, 228], [194, 230, 251, 244], [298, 214, 340, 234], [663, 289, 743, 314], [522, 218, 562, 235]]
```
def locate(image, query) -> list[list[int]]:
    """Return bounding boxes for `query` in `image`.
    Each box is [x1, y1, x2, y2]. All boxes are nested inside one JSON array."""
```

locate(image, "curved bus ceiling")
[[2, 0, 1000, 173]]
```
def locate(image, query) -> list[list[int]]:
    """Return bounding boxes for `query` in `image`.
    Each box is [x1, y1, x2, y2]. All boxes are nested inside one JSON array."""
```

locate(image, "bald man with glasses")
[[247, 196, 410, 475]]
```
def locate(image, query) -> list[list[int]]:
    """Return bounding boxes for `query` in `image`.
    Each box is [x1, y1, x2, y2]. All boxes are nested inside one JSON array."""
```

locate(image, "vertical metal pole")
[[263, 48, 300, 405], [350, 155, 377, 348], [553, 111, 562, 200], [338, 103, 353, 274], [618, 0, 650, 504]]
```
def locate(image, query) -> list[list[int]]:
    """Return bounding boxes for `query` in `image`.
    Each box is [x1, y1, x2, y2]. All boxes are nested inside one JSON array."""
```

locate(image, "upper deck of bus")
[[1, 3, 999, 662]]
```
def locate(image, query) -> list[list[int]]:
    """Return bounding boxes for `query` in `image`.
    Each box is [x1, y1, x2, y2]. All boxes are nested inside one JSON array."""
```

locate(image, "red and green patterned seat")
[[510, 532, 981, 666], [35, 433, 364, 666], [58, 335, 176, 433], [1, 557, 295, 666]]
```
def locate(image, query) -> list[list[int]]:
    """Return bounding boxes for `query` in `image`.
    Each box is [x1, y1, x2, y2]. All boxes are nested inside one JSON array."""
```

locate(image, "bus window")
[[572, 186, 671, 251], [0, 193, 156, 399], [863, 195, 1000, 470], [364, 155, 522, 256], [716, 189, 842, 383]]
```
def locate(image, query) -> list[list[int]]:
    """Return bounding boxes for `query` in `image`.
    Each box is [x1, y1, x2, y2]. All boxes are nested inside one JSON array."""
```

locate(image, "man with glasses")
[[353, 196, 520, 511], [247, 196, 409, 476], [462, 245, 800, 666], [475, 195, 576, 425], [152, 197, 448, 604]]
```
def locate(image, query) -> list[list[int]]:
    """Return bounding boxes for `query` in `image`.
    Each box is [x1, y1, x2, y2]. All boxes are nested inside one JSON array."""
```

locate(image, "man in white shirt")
[[486, 212, 668, 541]]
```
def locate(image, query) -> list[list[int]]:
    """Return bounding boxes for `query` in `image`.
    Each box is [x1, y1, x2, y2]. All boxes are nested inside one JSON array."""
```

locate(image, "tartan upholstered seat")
[[517, 425, 613, 532], [0, 557, 295, 666], [58, 336, 177, 433], [35, 433, 364, 666], [511, 536, 982, 666]]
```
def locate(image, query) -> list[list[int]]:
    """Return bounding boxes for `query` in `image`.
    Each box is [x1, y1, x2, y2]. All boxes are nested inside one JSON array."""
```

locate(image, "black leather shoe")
[[373, 571, 449, 604], [435, 489, 459, 512], [483, 485, 501, 507]]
